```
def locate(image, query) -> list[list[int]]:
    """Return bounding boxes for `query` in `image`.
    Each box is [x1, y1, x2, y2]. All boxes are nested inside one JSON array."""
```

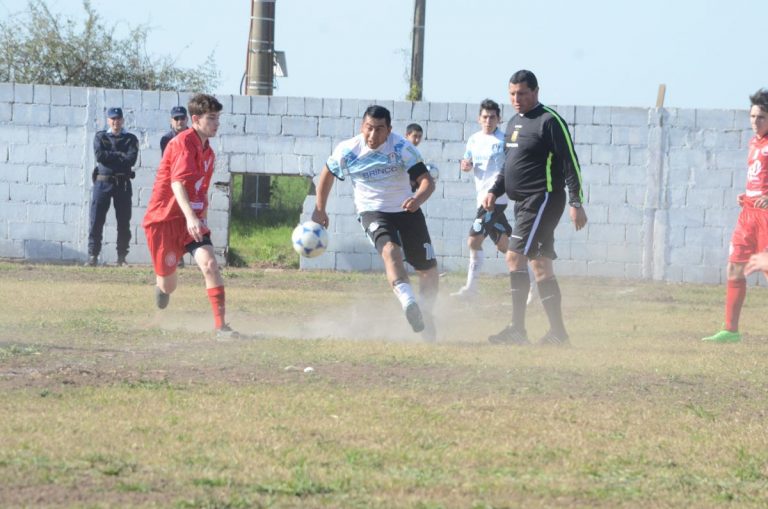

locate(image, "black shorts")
[[359, 209, 437, 271], [468, 204, 512, 244], [509, 190, 566, 260], [184, 233, 213, 256]]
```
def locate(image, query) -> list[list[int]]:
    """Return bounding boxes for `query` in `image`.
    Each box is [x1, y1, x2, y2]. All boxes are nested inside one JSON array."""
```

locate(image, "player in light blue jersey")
[[452, 100, 515, 298], [312, 106, 439, 341]]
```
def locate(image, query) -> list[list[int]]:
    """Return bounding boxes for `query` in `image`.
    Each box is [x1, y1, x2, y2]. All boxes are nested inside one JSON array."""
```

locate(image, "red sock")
[[206, 286, 225, 329], [724, 279, 747, 331]]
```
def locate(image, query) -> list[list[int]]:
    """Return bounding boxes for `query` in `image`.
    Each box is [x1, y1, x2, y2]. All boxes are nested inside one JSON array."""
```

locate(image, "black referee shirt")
[[491, 103, 583, 204]]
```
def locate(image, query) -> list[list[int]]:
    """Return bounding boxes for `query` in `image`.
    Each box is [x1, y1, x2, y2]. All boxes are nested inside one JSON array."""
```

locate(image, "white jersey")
[[464, 128, 508, 206], [327, 132, 423, 213]]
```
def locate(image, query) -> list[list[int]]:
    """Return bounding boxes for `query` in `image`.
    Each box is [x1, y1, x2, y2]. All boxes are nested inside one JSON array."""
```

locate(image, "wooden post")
[[409, 0, 426, 101], [656, 84, 666, 108]]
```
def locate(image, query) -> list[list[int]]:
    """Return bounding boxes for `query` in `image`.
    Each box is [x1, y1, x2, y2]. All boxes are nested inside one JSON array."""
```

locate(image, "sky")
[[0, 0, 762, 111]]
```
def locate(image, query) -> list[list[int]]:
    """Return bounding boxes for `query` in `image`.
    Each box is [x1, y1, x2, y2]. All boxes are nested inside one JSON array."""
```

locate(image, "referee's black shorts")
[[509, 190, 566, 260], [359, 209, 437, 271]]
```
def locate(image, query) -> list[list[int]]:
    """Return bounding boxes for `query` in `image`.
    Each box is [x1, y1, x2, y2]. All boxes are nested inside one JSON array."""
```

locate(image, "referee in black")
[[483, 70, 587, 346]]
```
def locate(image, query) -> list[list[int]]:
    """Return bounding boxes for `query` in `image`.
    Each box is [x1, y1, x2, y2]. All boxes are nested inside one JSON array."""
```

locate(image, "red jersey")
[[744, 135, 768, 200], [143, 128, 215, 227]]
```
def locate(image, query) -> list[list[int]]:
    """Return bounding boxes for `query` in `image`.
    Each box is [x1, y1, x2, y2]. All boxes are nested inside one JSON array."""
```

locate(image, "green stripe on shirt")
[[542, 105, 583, 201]]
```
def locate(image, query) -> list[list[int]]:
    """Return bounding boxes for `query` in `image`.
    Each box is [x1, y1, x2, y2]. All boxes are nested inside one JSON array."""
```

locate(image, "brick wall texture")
[[0, 83, 753, 284]]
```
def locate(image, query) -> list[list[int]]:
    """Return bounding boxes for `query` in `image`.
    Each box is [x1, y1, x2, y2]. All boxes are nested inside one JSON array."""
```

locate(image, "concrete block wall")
[[0, 84, 232, 265], [298, 102, 751, 286], [0, 82, 752, 284]]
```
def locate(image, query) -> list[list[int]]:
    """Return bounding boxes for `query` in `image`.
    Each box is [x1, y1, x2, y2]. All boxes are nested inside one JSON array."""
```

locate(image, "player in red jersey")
[[703, 89, 768, 343], [142, 93, 239, 339]]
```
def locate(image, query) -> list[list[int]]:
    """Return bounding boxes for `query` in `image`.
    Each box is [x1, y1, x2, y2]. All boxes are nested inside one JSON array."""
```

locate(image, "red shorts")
[[144, 218, 209, 276], [728, 205, 768, 263]]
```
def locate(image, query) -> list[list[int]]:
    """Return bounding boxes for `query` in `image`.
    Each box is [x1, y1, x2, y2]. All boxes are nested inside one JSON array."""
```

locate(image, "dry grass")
[[1, 262, 768, 508]]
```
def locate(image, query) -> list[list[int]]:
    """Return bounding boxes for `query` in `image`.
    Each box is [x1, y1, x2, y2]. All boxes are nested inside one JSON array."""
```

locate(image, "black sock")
[[509, 270, 530, 330], [537, 277, 567, 337]]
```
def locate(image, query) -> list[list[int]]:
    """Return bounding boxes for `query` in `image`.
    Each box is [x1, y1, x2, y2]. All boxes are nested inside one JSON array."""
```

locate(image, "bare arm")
[[403, 172, 435, 212], [311, 165, 336, 228]]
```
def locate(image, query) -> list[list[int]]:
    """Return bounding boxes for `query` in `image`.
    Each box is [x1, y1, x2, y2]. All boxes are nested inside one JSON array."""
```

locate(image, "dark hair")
[[406, 123, 423, 135], [363, 105, 391, 126], [509, 70, 538, 90], [750, 89, 768, 113], [188, 93, 223, 117], [479, 99, 500, 117]]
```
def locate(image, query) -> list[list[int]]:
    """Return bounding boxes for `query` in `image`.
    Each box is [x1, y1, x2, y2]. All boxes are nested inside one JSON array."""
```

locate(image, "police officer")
[[160, 106, 188, 155], [86, 107, 139, 266]]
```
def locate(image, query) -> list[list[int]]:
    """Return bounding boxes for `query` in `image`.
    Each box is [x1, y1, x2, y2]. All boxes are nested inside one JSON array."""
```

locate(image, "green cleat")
[[702, 330, 742, 343]]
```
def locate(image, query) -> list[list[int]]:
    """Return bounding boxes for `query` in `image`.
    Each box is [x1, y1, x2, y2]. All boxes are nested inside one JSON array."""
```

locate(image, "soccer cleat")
[[701, 329, 742, 343], [177, 258, 185, 269], [536, 330, 571, 347], [488, 324, 530, 345], [154, 287, 170, 310], [215, 324, 241, 340], [85, 255, 98, 267], [116, 255, 128, 267], [450, 286, 477, 300], [405, 301, 425, 333]]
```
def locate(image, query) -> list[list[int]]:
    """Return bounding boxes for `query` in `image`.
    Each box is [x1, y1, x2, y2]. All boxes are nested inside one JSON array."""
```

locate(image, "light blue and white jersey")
[[327, 132, 423, 213], [463, 128, 508, 206]]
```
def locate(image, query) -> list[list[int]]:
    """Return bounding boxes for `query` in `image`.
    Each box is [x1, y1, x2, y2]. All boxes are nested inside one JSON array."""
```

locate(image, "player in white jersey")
[[312, 105, 439, 340], [452, 99, 516, 298]]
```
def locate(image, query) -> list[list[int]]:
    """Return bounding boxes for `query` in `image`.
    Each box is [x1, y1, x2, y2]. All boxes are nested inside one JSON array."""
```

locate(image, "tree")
[[0, 0, 219, 92]]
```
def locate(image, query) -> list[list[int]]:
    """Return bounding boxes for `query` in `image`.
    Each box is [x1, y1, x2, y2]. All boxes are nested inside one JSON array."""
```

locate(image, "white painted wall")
[[0, 83, 751, 284]]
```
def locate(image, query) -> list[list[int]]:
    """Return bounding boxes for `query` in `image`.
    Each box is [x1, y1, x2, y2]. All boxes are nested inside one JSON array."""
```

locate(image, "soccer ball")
[[291, 221, 328, 258]]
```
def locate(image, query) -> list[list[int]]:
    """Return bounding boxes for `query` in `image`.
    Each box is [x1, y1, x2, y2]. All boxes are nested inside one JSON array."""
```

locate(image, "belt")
[[95, 174, 129, 182]]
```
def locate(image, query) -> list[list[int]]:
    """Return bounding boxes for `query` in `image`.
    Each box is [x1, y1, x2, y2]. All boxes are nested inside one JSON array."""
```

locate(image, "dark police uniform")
[[160, 130, 176, 155], [489, 103, 583, 260], [160, 106, 188, 155], [88, 127, 139, 262]]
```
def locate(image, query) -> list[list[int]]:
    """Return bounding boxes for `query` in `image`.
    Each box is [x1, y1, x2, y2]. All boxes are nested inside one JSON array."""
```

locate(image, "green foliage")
[[0, 0, 219, 91], [406, 81, 422, 102]]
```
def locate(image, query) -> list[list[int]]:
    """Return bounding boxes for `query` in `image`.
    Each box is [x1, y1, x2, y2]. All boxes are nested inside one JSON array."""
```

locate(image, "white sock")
[[465, 249, 484, 290], [393, 281, 416, 310]]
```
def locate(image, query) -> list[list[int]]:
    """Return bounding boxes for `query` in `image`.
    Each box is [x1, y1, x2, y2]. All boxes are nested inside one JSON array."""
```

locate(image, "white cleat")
[[450, 286, 477, 300]]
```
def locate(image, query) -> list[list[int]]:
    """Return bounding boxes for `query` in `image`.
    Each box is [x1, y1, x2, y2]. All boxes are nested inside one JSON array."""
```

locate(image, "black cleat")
[[215, 324, 241, 340], [116, 255, 128, 267], [488, 324, 530, 345], [405, 301, 425, 333], [155, 287, 170, 309], [537, 330, 571, 347], [85, 255, 98, 267]]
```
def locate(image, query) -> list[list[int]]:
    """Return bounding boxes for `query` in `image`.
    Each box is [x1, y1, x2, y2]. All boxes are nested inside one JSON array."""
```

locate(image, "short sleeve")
[[463, 138, 472, 161], [401, 141, 423, 170], [170, 137, 197, 183], [326, 145, 346, 180]]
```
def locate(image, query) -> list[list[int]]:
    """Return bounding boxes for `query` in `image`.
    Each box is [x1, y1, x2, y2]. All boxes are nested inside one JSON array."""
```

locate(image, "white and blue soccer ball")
[[291, 221, 328, 258]]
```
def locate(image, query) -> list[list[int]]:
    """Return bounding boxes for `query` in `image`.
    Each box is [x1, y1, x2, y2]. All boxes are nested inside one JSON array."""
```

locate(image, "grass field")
[[227, 175, 311, 269], [1, 262, 768, 508]]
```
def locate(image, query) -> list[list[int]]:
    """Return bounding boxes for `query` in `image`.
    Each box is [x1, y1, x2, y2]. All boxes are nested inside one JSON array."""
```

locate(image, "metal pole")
[[409, 0, 425, 101], [243, 0, 276, 216], [245, 0, 275, 96]]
